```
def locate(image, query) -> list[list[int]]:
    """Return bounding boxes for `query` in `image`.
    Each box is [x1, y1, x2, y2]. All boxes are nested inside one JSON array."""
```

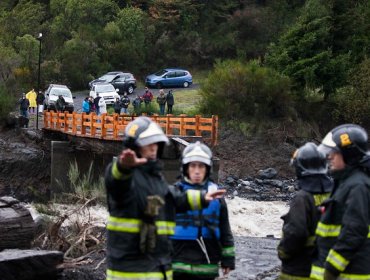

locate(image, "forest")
[[0, 0, 369, 131]]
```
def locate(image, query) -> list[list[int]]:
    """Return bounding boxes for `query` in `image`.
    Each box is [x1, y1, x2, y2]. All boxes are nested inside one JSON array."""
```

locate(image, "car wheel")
[[183, 81, 189, 88], [155, 82, 163, 89], [127, 85, 134, 94]]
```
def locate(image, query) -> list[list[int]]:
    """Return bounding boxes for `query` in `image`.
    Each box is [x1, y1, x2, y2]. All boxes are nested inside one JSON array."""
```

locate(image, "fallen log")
[[0, 196, 35, 250], [0, 249, 63, 280]]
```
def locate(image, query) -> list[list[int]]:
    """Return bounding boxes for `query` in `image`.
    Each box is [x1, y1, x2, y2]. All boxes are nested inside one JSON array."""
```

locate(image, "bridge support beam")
[[50, 139, 219, 195]]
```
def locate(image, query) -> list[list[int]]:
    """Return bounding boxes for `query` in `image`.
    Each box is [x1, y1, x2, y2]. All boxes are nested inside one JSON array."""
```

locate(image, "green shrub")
[[331, 59, 370, 127], [0, 85, 16, 121], [199, 59, 294, 120]]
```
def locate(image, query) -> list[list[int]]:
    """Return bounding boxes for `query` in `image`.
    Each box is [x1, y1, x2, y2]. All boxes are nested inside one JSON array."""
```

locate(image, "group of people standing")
[[131, 88, 174, 115], [18, 90, 45, 127], [278, 124, 370, 280], [104, 116, 234, 280], [82, 93, 107, 115], [104, 119, 370, 280]]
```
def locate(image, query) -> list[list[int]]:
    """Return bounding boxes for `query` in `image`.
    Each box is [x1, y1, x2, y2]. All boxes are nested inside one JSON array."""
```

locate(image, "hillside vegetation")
[[0, 0, 369, 133]]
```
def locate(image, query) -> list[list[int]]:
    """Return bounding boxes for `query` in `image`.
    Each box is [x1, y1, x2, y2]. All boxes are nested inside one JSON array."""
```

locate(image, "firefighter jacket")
[[105, 159, 207, 280], [277, 175, 332, 279], [171, 180, 235, 278], [311, 165, 370, 280]]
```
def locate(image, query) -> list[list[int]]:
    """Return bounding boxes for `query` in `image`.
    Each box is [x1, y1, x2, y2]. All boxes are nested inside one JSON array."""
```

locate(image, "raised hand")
[[118, 149, 147, 168], [204, 189, 226, 202]]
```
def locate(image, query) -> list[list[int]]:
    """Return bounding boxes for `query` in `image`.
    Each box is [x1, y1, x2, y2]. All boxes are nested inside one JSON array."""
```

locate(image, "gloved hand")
[[324, 269, 338, 280]]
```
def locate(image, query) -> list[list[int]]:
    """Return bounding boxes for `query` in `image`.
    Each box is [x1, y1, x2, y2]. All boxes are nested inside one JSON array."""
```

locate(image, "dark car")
[[145, 68, 192, 89], [89, 71, 137, 95]]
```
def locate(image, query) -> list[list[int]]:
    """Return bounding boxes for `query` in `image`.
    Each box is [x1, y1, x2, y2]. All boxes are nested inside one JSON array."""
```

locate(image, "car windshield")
[[96, 84, 115, 93], [154, 70, 168, 76], [50, 88, 72, 98], [99, 74, 116, 82]]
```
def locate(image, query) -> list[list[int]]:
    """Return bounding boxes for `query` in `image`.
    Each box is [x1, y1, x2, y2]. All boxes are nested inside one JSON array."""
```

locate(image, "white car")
[[89, 82, 120, 105], [44, 84, 74, 113]]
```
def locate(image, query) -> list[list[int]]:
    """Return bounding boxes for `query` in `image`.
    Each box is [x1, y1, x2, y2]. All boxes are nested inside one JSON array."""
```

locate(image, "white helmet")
[[182, 141, 212, 178]]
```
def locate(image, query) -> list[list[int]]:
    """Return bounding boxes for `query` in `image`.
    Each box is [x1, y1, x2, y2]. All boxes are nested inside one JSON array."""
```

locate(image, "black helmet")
[[318, 124, 368, 166], [182, 141, 212, 179], [123, 116, 169, 156], [291, 142, 328, 177]]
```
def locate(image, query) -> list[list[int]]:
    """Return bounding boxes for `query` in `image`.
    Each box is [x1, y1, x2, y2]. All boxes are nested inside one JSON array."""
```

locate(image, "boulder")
[[0, 196, 35, 250], [257, 168, 278, 179], [0, 249, 63, 280]]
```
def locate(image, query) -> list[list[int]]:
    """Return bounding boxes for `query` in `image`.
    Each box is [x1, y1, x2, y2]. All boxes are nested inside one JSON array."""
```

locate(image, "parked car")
[[89, 83, 120, 105], [44, 84, 74, 113], [145, 68, 192, 89], [89, 71, 137, 95]]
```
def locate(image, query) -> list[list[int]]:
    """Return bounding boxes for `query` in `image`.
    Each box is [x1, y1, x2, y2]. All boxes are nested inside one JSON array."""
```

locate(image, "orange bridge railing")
[[43, 111, 219, 146]]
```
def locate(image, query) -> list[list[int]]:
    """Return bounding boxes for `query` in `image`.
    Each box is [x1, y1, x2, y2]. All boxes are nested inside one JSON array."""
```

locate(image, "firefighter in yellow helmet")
[[311, 124, 370, 280], [104, 117, 225, 280]]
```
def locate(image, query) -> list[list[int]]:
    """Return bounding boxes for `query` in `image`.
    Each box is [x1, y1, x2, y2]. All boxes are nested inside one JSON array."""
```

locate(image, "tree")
[[265, 0, 350, 99]]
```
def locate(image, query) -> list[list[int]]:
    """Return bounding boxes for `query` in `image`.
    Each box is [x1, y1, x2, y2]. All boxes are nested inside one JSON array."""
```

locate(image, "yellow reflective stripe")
[[310, 265, 324, 280], [107, 217, 175, 235], [107, 269, 172, 280], [112, 162, 131, 180], [316, 222, 341, 237], [327, 249, 349, 272], [156, 221, 175, 235], [187, 190, 201, 210], [339, 273, 370, 279], [305, 236, 316, 247], [279, 272, 313, 280], [172, 262, 219, 274], [368, 225, 370, 238], [107, 216, 141, 233], [313, 194, 330, 206], [222, 246, 235, 257]]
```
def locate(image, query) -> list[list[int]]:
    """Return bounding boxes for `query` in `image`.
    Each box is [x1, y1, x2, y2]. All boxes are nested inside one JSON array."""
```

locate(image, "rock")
[[240, 180, 251, 187], [0, 249, 63, 280], [287, 185, 295, 193], [225, 176, 236, 185], [23, 130, 42, 141], [258, 168, 278, 179], [265, 179, 283, 188], [233, 190, 238, 196], [0, 196, 35, 250]]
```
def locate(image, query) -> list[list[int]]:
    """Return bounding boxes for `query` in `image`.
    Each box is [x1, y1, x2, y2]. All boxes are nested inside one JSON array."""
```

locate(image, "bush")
[[199, 59, 295, 120], [0, 84, 16, 122], [331, 59, 370, 127]]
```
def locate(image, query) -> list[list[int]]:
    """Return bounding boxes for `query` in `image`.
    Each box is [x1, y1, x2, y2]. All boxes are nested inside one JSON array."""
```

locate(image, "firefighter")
[[105, 117, 225, 280], [277, 142, 333, 280], [311, 124, 370, 280], [171, 141, 235, 280]]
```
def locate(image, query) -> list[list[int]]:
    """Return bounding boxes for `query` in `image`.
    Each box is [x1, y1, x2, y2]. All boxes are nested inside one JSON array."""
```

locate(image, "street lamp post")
[[36, 32, 42, 130]]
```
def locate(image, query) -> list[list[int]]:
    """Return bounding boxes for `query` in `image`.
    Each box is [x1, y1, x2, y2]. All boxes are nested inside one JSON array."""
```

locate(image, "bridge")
[[43, 111, 219, 146], [42, 111, 219, 191]]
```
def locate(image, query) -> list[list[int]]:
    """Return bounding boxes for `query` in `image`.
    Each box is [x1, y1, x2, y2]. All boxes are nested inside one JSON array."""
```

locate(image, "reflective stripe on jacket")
[[105, 160, 206, 278], [171, 180, 235, 277], [172, 181, 221, 240], [278, 175, 332, 278], [311, 167, 370, 279]]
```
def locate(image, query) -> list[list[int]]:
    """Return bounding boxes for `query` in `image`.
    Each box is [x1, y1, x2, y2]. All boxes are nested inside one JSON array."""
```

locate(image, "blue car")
[[145, 68, 192, 89]]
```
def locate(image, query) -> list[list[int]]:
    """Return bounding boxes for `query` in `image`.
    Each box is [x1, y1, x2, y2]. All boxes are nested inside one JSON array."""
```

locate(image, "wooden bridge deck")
[[43, 111, 218, 146]]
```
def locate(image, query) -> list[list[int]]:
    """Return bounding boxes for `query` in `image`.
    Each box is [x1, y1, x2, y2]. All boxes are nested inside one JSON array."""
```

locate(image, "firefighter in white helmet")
[[171, 141, 235, 280], [105, 117, 225, 280]]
